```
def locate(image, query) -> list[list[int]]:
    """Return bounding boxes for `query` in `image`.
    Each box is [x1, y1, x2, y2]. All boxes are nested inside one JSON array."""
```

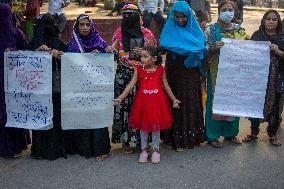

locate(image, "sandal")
[[269, 137, 281, 147], [209, 141, 223, 148], [122, 147, 133, 154], [13, 153, 22, 158], [242, 135, 258, 143], [151, 151, 160, 164], [96, 154, 109, 161], [138, 150, 148, 163], [226, 137, 242, 144], [175, 148, 186, 152]]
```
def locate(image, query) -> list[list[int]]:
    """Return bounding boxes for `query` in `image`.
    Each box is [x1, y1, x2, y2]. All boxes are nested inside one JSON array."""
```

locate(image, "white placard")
[[4, 51, 53, 129], [61, 53, 114, 130], [213, 38, 271, 118]]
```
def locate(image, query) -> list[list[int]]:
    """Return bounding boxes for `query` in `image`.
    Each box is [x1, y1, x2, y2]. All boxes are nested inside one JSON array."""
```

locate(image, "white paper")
[[4, 51, 53, 129], [61, 53, 114, 130], [213, 38, 271, 119]]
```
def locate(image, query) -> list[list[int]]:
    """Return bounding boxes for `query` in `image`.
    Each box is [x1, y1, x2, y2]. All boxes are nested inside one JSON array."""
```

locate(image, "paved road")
[[1, 119, 283, 189], [1, 7, 284, 189]]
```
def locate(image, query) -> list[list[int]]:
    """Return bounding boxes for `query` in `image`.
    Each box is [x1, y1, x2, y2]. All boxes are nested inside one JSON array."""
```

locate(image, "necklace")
[[143, 65, 157, 73]]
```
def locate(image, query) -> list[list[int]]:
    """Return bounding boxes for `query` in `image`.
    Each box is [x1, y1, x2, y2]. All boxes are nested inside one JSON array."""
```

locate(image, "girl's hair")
[[218, 0, 235, 14], [260, 9, 282, 34], [142, 46, 163, 65]]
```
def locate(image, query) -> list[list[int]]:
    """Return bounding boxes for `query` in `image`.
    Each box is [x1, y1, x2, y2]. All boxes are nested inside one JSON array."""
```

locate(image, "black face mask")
[[121, 12, 144, 52]]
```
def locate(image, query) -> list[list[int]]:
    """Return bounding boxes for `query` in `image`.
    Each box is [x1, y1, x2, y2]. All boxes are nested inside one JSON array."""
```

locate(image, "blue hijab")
[[160, 1, 207, 68]]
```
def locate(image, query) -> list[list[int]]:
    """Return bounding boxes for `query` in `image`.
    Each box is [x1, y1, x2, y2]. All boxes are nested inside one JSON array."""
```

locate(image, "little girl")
[[114, 46, 181, 163]]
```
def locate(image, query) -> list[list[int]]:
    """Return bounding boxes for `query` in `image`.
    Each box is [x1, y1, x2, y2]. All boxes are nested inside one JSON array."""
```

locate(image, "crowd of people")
[[0, 0, 283, 164]]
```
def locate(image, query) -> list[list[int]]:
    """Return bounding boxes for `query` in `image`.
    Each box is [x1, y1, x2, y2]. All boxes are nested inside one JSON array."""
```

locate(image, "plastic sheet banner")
[[4, 51, 53, 129], [61, 53, 114, 130], [213, 38, 271, 119]]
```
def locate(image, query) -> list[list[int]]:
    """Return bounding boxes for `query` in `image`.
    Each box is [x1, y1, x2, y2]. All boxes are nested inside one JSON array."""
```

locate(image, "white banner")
[[61, 53, 114, 130], [4, 51, 53, 129], [213, 38, 271, 118]]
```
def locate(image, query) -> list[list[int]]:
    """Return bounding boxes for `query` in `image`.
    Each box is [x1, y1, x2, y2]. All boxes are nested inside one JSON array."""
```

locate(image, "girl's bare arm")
[[113, 69, 138, 106]]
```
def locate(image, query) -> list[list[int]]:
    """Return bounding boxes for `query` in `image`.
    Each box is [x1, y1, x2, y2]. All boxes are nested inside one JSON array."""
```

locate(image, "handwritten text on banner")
[[61, 53, 114, 130], [213, 38, 271, 118], [4, 51, 53, 129]]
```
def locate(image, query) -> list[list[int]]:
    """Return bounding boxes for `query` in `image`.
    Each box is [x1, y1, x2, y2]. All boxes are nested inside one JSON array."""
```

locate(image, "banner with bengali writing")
[[213, 38, 271, 119], [4, 51, 53, 129], [61, 53, 114, 130]]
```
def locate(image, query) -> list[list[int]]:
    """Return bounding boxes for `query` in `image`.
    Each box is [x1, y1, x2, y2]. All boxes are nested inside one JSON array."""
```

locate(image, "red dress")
[[129, 65, 173, 132]]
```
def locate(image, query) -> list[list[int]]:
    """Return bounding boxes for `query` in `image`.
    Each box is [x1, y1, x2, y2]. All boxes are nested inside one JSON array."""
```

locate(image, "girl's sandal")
[[175, 148, 186, 152], [151, 151, 160, 164], [242, 135, 258, 143], [269, 137, 281, 147]]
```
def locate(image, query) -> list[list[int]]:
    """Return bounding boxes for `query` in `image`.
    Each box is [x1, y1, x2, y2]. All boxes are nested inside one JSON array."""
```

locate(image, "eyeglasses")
[[265, 17, 278, 22], [220, 8, 234, 12]]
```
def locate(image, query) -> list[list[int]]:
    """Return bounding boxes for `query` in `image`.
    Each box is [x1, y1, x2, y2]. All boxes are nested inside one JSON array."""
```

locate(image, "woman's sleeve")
[[143, 28, 157, 47], [250, 32, 257, 41], [111, 29, 121, 53], [59, 40, 68, 52], [204, 27, 210, 43], [97, 36, 108, 53]]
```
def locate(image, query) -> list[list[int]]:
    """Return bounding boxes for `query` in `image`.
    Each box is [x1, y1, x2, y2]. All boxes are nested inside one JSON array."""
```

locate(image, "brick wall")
[[61, 18, 161, 45]]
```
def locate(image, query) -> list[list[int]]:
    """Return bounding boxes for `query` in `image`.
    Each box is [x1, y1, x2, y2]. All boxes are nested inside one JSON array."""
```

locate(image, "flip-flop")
[[209, 141, 223, 148], [13, 153, 22, 158], [96, 154, 110, 161], [242, 135, 258, 143], [122, 147, 133, 154], [269, 137, 281, 147]]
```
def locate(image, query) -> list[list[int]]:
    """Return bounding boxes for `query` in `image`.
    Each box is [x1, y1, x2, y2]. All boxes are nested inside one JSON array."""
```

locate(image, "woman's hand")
[[91, 49, 99, 54], [133, 47, 142, 56], [270, 44, 284, 57], [50, 49, 64, 58], [173, 99, 181, 109], [36, 45, 50, 51], [113, 97, 122, 106], [209, 41, 224, 53], [105, 46, 112, 53], [214, 41, 224, 49], [5, 48, 15, 52]]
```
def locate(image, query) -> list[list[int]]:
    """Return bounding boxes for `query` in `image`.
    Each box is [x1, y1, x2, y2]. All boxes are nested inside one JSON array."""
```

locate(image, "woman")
[[0, 3, 30, 158], [205, 0, 249, 148], [64, 14, 111, 160], [243, 10, 284, 146], [112, 4, 157, 153], [160, 1, 207, 152], [25, 0, 42, 41], [230, 0, 243, 25], [28, 13, 67, 160]]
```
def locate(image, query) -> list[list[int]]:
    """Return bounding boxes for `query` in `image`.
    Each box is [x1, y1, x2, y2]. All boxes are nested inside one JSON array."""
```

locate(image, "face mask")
[[220, 11, 234, 23]]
